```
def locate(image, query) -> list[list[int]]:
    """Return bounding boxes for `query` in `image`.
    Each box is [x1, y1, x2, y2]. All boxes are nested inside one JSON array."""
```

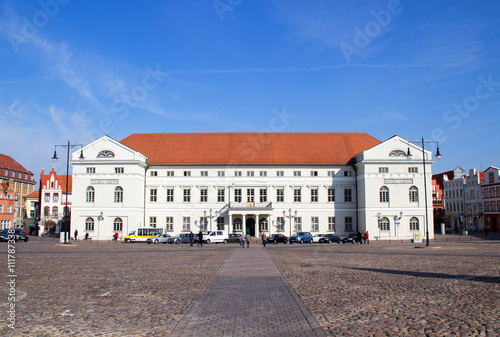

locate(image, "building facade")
[[443, 167, 466, 232], [0, 153, 36, 229], [464, 168, 484, 231], [40, 169, 72, 236], [482, 167, 500, 232], [70, 133, 437, 241]]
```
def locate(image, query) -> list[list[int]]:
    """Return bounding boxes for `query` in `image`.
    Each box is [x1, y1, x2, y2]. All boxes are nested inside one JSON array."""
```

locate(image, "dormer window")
[[97, 150, 115, 158]]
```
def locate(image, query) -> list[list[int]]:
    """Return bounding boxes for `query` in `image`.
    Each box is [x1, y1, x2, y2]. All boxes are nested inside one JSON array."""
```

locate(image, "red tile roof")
[[120, 133, 381, 165], [0, 153, 35, 181], [25, 190, 40, 198]]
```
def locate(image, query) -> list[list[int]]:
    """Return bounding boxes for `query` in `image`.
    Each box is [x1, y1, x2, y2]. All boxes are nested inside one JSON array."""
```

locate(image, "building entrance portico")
[[229, 212, 272, 237]]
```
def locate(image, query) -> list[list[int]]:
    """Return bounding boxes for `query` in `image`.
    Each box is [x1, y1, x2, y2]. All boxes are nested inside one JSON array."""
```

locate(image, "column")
[[255, 214, 259, 238], [229, 214, 232, 233], [242, 214, 246, 235]]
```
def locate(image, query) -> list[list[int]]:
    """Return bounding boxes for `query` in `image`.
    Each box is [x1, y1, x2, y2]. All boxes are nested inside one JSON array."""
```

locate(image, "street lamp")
[[283, 209, 297, 238], [51, 141, 84, 243], [204, 209, 218, 231], [408, 138, 442, 246]]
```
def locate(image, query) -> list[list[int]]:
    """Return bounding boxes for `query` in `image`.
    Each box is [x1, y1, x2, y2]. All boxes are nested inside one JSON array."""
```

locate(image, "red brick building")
[[482, 166, 500, 232]]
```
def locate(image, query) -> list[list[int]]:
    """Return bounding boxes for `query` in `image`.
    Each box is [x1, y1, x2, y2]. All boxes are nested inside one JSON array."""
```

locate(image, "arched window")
[[259, 218, 268, 232], [409, 186, 418, 202], [379, 186, 389, 203], [410, 217, 419, 231], [85, 217, 94, 231], [86, 186, 95, 203], [389, 149, 407, 157], [97, 150, 115, 158], [52, 207, 58, 217], [379, 217, 390, 231], [114, 186, 123, 203], [44, 206, 50, 216], [113, 218, 123, 232], [233, 218, 242, 232]]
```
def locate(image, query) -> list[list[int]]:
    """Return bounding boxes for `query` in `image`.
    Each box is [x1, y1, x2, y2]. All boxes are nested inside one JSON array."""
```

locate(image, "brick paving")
[[0, 237, 499, 336], [170, 244, 326, 337]]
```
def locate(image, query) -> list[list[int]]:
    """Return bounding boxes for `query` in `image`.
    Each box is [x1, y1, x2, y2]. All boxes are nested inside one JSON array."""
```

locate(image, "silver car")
[[146, 234, 171, 244]]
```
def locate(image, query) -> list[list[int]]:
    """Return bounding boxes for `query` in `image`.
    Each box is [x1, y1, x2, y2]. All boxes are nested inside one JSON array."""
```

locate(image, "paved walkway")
[[170, 245, 326, 337]]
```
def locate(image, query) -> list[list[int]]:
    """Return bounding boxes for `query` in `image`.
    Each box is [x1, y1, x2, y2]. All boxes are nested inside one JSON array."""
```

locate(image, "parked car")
[[0, 230, 11, 242], [342, 233, 358, 244], [14, 229, 29, 242], [289, 232, 313, 244], [266, 234, 288, 244], [312, 234, 330, 243], [324, 233, 341, 243], [146, 234, 172, 244], [203, 230, 229, 244], [168, 233, 198, 244], [227, 233, 241, 243]]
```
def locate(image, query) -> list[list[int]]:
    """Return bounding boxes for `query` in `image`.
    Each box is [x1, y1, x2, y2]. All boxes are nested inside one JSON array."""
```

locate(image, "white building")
[[70, 133, 437, 241], [443, 166, 466, 232], [464, 168, 484, 231]]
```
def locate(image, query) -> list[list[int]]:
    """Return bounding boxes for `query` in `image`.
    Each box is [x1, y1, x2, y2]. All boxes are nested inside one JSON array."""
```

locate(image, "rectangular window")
[[260, 189, 267, 203], [44, 193, 50, 202], [294, 217, 302, 231], [310, 171, 318, 177], [166, 171, 174, 176], [276, 188, 284, 203], [53, 193, 59, 202], [115, 167, 124, 174], [183, 217, 190, 231], [217, 217, 224, 230], [200, 188, 208, 203], [234, 189, 242, 203], [345, 217, 353, 232], [218, 171, 225, 177], [30, 210, 35, 218], [328, 171, 335, 177], [184, 171, 191, 177], [277, 217, 285, 232], [247, 189, 255, 203], [200, 217, 208, 231], [294, 188, 301, 202], [166, 189, 174, 202], [344, 188, 352, 202], [277, 171, 284, 177], [217, 188, 225, 203], [328, 188, 335, 202], [311, 217, 319, 231], [328, 217, 336, 231], [166, 217, 173, 231], [247, 171, 254, 177], [311, 188, 318, 203], [235, 171, 242, 177], [344, 171, 352, 177], [201, 171, 208, 177], [183, 188, 191, 202], [294, 171, 301, 177], [150, 216, 157, 228], [150, 171, 158, 176], [86, 167, 95, 174], [150, 188, 157, 202], [260, 171, 267, 177], [408, 167, 418, 173], [378, 167, 389, 173]]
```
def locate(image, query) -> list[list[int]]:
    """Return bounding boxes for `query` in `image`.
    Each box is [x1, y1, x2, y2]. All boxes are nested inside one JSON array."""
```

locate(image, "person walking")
[[113, 232, 119, 241], [356, 231, 362, 244], [364, 231, 369, 244], [74, 229, 78, 241], [189, 231, 194, 246], [245, 233, 251, 248], [240, 232, 245, 248], [198, 230, 203, 247], [261, 231, 267, 248]]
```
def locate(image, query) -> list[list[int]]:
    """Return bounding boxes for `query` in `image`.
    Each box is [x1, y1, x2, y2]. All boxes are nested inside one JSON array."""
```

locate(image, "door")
[[245, 218, 255, 236]]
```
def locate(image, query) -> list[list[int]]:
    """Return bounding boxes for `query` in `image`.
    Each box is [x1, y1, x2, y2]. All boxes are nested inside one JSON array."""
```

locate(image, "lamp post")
[[283, 209, 297, 238], [51, 141, 84, 243], [204, 209, 218, 232], [407, 138, 441, 246]]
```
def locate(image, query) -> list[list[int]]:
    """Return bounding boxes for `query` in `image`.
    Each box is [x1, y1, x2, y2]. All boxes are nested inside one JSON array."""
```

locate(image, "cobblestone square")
[[1, 238, 499, 336]]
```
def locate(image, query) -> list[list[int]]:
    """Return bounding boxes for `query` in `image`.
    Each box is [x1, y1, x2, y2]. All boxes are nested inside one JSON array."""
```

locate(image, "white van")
[[203, 230, 229, 244]]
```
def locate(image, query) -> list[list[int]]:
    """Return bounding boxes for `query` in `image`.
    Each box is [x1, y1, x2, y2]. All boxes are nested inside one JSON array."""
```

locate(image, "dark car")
[[324, 233, 341, 244], [266, 234, 288, 244], [227, 233, 241, 243], [168, 233, 198, 244], [14, 229, 29, 242], [0, 231, 12, 242], [342, 233, 358, 244]]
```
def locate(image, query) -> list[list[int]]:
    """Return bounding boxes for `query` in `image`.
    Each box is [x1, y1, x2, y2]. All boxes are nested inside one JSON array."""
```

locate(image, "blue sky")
[[1, 0, 499, 180]]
